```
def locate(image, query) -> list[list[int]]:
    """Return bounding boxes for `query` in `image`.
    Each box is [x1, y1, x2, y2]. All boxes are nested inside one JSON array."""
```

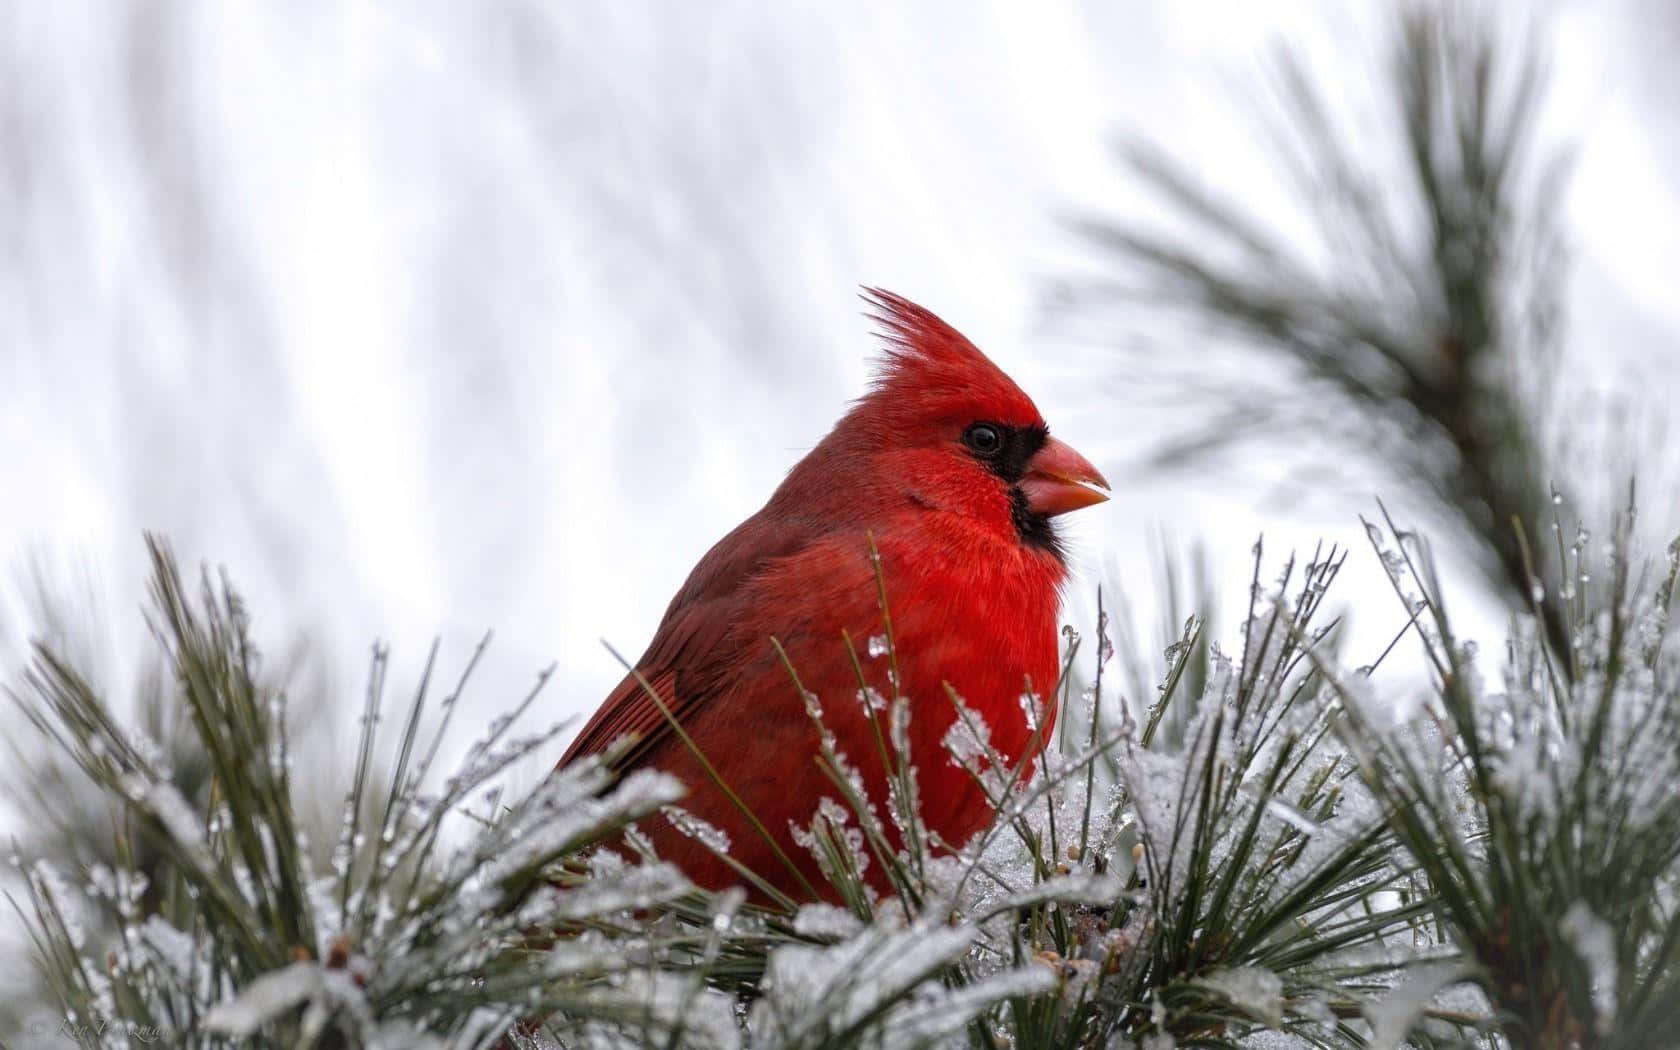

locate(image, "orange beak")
[[1020, 437, 1110, 517]]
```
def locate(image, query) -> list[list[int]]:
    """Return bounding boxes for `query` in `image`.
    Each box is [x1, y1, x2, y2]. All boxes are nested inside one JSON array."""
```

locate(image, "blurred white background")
[[3, 0, 1678, 789]]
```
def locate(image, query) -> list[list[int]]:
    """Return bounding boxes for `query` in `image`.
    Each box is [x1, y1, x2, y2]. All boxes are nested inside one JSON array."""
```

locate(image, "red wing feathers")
[[559, 514, 820, 772], [559, 667, 681, 771]]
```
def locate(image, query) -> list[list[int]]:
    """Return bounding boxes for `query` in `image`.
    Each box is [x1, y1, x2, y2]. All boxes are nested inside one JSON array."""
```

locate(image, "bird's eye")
[[963, 423, 1003, 455]]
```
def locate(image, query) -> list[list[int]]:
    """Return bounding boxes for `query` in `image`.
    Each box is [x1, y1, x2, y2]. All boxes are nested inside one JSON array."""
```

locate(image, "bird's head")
[[804, 289, 1109, 559]]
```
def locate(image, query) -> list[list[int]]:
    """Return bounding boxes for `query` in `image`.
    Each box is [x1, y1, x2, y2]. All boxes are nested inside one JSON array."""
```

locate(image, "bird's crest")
[[858, 287, 1042, 428], [863, 288, 991, 373]]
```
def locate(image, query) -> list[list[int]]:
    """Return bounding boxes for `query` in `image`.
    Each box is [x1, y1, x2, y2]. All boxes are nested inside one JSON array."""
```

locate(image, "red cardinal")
[[561, 290, 1108, 901]]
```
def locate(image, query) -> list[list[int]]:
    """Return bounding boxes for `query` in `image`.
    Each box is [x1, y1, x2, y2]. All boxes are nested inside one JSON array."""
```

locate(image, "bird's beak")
[[1020, 437, 1110, 517]]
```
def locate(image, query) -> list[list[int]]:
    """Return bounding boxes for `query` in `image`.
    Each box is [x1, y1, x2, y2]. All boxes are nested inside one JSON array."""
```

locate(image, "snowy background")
[[3, 1, 1678, 806]]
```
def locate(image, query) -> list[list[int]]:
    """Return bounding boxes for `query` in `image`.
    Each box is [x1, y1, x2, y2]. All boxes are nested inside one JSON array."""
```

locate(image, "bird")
[[559, 289, 1109, 903]]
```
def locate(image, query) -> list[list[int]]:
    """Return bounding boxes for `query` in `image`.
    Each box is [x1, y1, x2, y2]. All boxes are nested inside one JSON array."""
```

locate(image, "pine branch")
[[7, 537, 726, 1048], [12, 516, 1677, 1047], [1326, 502, 1680, 1048], [1068, 7, 1577, 669]]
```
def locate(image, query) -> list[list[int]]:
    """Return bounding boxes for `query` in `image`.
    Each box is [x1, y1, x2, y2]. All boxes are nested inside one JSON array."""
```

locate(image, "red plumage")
[[561, 290, 1108, 901]]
